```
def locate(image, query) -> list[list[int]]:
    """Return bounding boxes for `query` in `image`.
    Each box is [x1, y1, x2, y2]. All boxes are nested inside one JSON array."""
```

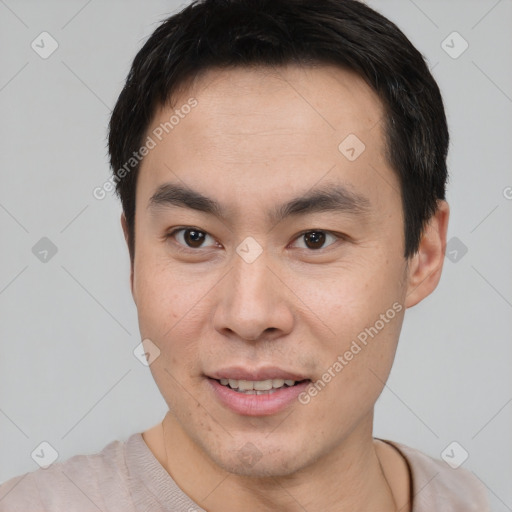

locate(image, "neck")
[[158, 411, 397, 512]]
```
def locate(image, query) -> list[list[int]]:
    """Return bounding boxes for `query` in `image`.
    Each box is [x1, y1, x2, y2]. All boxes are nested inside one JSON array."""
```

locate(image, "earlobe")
[[405, 200, 450, 308], [120, 213, 135, 298]]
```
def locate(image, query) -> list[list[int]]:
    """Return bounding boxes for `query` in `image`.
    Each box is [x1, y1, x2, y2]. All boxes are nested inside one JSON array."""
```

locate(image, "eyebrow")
[[147, 182, 371, 225]]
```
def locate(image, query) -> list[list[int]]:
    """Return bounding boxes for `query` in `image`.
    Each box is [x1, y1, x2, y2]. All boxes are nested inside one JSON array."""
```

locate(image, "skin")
[[121, 63, 449, 512]]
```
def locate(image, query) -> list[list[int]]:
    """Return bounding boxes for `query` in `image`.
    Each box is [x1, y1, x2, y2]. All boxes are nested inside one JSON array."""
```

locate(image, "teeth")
[[218, 378, 298, 391], [238, 380, 255, 391], [253, 380, 273, 391]]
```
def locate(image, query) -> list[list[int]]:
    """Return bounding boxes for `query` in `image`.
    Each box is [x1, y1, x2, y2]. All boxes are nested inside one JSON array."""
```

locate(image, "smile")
[[217, 378, 305, 394], [208, 377, 311, 416]]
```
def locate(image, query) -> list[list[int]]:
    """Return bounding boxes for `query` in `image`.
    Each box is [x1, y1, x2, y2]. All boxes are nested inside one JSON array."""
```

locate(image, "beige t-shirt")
[[0, 433, 490, 511]]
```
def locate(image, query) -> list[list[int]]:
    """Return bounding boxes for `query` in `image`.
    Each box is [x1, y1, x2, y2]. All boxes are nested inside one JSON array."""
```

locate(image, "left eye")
[[292, 230, 339, 250], [168, 228, 218, 249]]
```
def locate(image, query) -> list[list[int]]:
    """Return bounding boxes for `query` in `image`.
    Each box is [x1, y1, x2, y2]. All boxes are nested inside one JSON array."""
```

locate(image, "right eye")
[[166, 227, 219, 250]]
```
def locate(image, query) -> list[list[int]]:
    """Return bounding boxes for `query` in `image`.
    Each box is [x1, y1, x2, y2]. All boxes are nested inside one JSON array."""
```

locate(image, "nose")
[[213, 245, 294, 342]]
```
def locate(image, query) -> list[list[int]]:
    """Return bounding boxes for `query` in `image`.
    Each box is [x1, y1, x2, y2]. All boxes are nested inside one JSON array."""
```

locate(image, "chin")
[[220, 456, 301, 478], [207, 438, 310, 478]]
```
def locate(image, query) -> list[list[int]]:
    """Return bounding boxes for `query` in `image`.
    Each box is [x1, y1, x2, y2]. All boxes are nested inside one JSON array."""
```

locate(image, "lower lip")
[[207, 378, 310, 416]]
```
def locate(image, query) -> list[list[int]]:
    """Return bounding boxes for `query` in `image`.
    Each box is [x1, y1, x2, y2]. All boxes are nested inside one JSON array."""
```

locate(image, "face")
[[128, 64, 416, 477]]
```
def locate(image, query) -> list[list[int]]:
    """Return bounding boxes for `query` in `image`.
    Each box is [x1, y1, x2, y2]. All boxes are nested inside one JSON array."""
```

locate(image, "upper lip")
[[207, 366, 309, 382]]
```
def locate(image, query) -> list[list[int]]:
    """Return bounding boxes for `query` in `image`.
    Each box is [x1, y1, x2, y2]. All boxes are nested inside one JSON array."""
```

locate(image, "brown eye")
[[184, 230, 205, 248], [292, 230, 339, 250], [169, 228, 217, 249], [303, 231, 326, 249]]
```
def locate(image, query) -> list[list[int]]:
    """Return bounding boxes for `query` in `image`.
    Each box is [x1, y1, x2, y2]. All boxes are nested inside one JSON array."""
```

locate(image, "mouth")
[[205, 369, 312, 416], [213, 377, 310, 395]]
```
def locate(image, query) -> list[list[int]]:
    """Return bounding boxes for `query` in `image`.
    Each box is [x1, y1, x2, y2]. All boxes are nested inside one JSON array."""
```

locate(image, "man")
[[0, 0, 491, 510]]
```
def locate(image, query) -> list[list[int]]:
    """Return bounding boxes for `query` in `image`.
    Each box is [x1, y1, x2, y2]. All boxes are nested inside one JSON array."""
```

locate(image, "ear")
[[405, 200, 450, 308], [120, 213, 135, 297]]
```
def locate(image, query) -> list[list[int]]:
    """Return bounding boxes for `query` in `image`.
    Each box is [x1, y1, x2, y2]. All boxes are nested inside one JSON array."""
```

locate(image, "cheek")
[[133, 255, 212, 339], [296, 300, 404, 438], [132, 262, 219, 394], [292, 249, 405, 336], [133, 261, 211, 411], [291, 253, 405, 403]]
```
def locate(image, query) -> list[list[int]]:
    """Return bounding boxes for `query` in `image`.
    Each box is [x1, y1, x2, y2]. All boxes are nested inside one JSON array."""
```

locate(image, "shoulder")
[[380, 439, 490, 512], [0, 434, 137, 512]]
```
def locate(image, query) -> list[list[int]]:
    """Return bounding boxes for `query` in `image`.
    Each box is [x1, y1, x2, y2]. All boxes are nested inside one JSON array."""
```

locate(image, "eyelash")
[[165, 227, 345, 252]]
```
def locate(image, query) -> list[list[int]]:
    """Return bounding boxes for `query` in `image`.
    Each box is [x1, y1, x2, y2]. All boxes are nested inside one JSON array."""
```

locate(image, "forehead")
[[136, 63, 395, 215]]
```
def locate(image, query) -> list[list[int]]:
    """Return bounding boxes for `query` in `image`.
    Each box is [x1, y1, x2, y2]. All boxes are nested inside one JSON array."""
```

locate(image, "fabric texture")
[[0, 433, 490, 511]]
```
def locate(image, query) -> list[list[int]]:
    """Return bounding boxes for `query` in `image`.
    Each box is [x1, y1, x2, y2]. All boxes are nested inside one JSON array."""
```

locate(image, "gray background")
[[0, 0, 511, 509]]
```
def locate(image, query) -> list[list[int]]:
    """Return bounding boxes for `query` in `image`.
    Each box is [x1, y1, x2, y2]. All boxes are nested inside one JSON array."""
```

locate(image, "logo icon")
[[238, 442, 263, 468], [338, 134, 366, 161], [31, 32, 59, 59], [133, 338, 161, 366], [441, 32, 469, 59], [445, 237, 468, 263], [31, 441, 59, 469], [236, 236, 263, 264], [441, 441, 469, 469], [32, 237, 58, 263]]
